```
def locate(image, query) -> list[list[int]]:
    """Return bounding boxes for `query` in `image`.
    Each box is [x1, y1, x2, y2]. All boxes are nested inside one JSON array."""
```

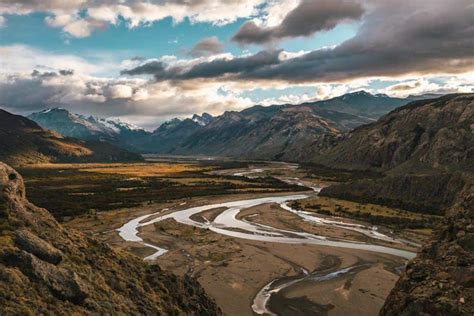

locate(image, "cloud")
[[0, 0, 266, 37], [122, 50, 283, 80], [0, 45, 105, 75], [188, 37, 225, 58], [123, 1, 474, 84], [233, 0, 364, 45], [380, 76, 474, 98], [106, 84, 134, 99], [0, 47, 253, 129]]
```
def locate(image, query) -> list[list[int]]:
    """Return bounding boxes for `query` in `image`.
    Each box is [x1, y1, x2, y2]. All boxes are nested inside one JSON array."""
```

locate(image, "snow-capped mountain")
[[192, 113, 214, 126], [28, 108, 150, 148]]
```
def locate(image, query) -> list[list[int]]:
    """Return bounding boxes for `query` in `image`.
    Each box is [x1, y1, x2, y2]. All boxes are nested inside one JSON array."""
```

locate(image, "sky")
[[0, 0, 473, 129]]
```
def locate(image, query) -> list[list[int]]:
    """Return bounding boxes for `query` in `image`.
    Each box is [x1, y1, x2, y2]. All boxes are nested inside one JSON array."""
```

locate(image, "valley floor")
[[19, 157, 437, 315]]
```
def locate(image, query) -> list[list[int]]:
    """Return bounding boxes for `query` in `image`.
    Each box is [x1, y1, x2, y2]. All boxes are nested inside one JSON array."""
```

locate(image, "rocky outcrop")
[[381, 180, 473, 315], [0, 162, 220, 314]]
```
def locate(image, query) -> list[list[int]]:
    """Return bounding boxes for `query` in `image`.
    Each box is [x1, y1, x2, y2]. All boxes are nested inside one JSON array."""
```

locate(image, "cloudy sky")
[[0, 0, 473, 129]]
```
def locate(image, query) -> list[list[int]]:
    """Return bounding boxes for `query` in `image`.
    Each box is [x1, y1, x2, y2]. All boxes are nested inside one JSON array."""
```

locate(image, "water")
[[118, 194, 415, 261]]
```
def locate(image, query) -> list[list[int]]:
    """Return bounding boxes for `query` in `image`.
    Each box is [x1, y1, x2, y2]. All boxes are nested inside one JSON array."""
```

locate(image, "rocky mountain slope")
[[170, 105, 369, 161], [318, 94, 473, 212], [0, 162, 220, 314], [381, 179, 473, 315], [136, 91, 433, 159], [0, 109, 142, 166], [315, 94, 474, 172]]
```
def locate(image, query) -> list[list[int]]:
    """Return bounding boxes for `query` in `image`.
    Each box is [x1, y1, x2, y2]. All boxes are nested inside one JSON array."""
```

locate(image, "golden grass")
[[47, 139, 93, 156], [27, 162, 204, 177]]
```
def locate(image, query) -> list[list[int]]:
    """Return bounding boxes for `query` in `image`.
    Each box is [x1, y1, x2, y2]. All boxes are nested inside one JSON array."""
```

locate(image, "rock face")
[[0, 162, 220, 314], [381, 181, 473, 315], [0, 109, 142, 165]]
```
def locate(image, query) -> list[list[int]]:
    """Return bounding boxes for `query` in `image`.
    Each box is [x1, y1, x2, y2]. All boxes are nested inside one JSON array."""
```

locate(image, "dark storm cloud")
[[120, 61, 167, 76], [188, 36, 225, 57], [59, 69, 74, 76], [232, 0, 364, 45], [122, 50, 283, 80], [122, 0, 474, 83], [31, 69, 75, 78]]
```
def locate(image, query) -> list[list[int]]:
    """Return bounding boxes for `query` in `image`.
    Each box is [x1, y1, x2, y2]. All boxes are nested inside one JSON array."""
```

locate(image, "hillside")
[[315, 94, 474, 172], [0, 162, 220, 314], [0, 109, 142, 166], [318, 94, 473, 213]]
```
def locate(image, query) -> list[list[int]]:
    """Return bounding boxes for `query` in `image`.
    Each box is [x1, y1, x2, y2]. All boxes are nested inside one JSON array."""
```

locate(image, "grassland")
[[18, 161, 304, 221]]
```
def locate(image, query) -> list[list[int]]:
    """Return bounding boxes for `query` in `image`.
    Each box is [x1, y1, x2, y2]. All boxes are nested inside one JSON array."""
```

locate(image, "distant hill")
[[0, 162, 220, 314], [0, 109, 142, 166], [302, 90, 418, 119]]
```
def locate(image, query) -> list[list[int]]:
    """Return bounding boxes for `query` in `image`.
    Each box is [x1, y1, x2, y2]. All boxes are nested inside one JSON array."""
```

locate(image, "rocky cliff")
[[0, 162, 220, 314], [381, 179, 473, 315]]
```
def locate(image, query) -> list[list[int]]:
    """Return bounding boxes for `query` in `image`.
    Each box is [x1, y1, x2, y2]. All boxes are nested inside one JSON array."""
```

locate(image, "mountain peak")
[[41, 107, 66, 113], [192, 113, 214, 126], [28, 108, 149, 142], [346, 90, 373, 97]]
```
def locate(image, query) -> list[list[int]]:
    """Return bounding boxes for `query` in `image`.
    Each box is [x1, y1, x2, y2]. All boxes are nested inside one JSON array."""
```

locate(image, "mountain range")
[[27, 91, 439, 160], [0, 109, 142, 166], [28, 108, 149, 150]]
